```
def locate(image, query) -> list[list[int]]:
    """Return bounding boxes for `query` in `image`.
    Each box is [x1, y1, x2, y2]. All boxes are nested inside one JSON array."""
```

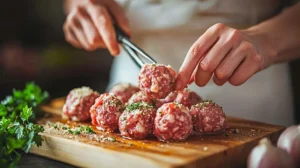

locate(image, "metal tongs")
[[114, 24, 157, 68]]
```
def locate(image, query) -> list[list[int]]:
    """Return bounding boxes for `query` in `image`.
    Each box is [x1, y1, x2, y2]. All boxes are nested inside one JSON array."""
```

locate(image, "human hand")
[[175, 23, 277, 89], [63, 0, 130, 56]]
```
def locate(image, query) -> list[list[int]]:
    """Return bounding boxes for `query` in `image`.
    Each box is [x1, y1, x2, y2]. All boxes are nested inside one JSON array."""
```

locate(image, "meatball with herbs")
[[109, 83, 139, 103], [119, 102, 156, 139], [63, 86, 99, 121], [90, 93, 124, 132]]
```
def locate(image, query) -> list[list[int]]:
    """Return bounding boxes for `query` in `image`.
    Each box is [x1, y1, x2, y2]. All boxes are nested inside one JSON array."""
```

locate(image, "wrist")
[[241, 26, 279, 67]]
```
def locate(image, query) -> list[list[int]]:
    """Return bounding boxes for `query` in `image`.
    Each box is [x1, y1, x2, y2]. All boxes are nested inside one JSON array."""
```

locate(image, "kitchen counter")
[[18, 154, 75, 168]]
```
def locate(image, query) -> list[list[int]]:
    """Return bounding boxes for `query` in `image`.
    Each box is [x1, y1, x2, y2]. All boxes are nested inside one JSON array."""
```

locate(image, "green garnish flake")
[[62, 127, 67, 130], [79, 126, 84, 132], [85, 126, 95, 134], [126, 102, 153, 111], [126, 102, 142, 111], [74, 130, 81, 135], [54, 125, 58, 129], [68, 129, 73, 134]]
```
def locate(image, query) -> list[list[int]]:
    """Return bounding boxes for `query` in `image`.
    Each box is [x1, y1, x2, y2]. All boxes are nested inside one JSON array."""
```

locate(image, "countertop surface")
[[19, 154, 75, 168]]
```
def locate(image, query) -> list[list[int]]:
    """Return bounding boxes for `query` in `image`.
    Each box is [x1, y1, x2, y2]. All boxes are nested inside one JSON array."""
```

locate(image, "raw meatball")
[[62, 86, 99, 121], [90, 93, 124, 132], [128, 91, 153, 105], [128, 91, 161, 108], [154, 102, 192, 142], [109, 83, 139, 103], [138, 63, 176, 99], [174, 89, 202, 108], [190, 100, 226, 134], [119, 102, 156, 139]]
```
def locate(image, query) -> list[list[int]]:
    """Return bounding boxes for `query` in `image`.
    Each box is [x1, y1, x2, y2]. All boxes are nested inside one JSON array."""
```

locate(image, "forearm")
[[243, 2, 300, 64]]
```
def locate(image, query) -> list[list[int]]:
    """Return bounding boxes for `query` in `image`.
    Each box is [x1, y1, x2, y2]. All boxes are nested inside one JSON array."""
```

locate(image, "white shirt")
[[108, 0, 295, 126]]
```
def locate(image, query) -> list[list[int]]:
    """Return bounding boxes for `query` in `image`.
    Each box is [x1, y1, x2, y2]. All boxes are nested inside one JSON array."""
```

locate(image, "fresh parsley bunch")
[[0, 82, 48, 167]]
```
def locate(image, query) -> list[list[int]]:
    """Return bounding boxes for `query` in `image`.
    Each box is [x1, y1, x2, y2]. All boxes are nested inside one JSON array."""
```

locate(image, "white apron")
[[108, 0, 294, 126]]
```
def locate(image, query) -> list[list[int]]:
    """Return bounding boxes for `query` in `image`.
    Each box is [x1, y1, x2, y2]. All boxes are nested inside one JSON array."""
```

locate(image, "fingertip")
[[188, 78, 194, 85], [175, 74, 188, 90], [175, 79, 183, 90], [109, 38, 121, 56], [110, 48, 120, 56], [213, 76, 225, 86]]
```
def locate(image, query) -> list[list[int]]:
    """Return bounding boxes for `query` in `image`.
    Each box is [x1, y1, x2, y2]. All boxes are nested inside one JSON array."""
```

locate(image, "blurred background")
[[0, 1, 113, 99], [0, 0, 299, 124]]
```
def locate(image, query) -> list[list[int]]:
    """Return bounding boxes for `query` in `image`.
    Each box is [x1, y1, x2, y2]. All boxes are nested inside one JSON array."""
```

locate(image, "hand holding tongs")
[[114, 24, 157, 68]]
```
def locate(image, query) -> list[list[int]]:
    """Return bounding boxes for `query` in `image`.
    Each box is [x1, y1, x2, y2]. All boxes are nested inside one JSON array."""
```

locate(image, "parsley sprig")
[[0, 82, 48, 167]]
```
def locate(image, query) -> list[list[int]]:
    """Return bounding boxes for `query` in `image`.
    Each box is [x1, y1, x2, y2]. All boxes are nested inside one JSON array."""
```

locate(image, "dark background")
[[0, 1, 113, 100], [0, 1, 299, 167], [0, 1, 299, 122]]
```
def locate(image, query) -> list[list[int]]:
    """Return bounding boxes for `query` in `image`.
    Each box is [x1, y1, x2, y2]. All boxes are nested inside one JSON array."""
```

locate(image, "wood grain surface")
[[29, 98, 285, 168]]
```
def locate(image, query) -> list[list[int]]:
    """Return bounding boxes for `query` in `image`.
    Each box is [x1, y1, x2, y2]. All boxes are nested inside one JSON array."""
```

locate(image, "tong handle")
[[114, 24, 129, 42], [113, 24, 157, 67]]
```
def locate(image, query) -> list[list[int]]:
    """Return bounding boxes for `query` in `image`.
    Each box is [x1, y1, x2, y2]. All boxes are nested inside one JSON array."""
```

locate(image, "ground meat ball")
[[154, 102, 192, 142], [62, 87, 99, 121], [174, 89, 202, 108], [119, 102, 156, 139], [138, 63, 176, 99], [128, 91, 153, 105], [190, 100, 226, 134], [128, 91, 161, 108], [109, 83, 139, 103], [90, 93, 124, 132]]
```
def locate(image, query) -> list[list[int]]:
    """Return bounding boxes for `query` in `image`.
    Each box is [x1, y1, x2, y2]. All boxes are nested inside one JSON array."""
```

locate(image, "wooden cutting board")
[[30, 97, 285, 168]]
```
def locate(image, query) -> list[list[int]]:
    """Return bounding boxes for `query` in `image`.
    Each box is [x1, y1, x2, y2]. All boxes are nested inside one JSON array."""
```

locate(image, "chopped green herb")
[[85, 126, 95, 134], [68, 129, 73, 134], [54, 125, 58, 129], [126, 102, 153, 111], [74, 130, 81, 135], [126, 102, 141, 111], [79, 126, 84, 132], [62, 127, 67, 130]]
